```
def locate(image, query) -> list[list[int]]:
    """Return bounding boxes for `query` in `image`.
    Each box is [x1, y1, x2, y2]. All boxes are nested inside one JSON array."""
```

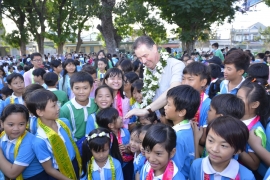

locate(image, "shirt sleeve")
[[170, 59, 185, 84], [122, 97, 130, 129], [23, 71, 31, 87], [14, 137, 35, 166], [32, 138, 51, 163]]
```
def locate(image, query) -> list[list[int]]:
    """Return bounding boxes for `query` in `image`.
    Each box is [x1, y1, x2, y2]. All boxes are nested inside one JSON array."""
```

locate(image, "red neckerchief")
[[194, 92, 204, 124], [146, 160, 174, 180]]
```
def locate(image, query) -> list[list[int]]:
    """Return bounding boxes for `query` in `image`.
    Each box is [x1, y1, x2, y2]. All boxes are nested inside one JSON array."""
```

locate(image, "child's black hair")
[[130, 124, 142, 137], [81, 64, 97, 75], [140, 124, 152, 134], [81, 127, 122, 178], [50, 59, 62, 68], [124, 72, 139, 93], [6, 73, 24, 85], [17, 65, 23, 71], [32, 68, 46, 79], [8, 65, 14, 71], [96, 107, 119, 129], [1, 86, 13, 98], [70, 71, 94, 89], [132, 79, 143, 93], [206, 116, 249, 153], [166, 85, 200, 119], [142, 123, 176, 154], [247, 63, 269, 80], [23, 65, 30, 72], [62, 59, 77, 89], [239, 78, 270, 127], [103, 68, 125, 99], [1, 104, 29, 122], [139, 112, 158, 124], [94, 85, 114, 99], [207, 64, 222, 99], [0, 66, 6, 77], [44, 72, 58, 87], [224, 49, 250, 73], [211, 94, 245, 120], [25, 89, 57, 117], [183, 62, 211, 86], [120, 60, 133, 73], [22, 84, 44, 101], [97, 58, 108, 71], [132, 60, 141, 72]]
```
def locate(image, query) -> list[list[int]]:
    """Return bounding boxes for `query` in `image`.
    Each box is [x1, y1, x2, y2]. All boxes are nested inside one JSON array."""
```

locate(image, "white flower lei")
[[141, 49, 169, 108]]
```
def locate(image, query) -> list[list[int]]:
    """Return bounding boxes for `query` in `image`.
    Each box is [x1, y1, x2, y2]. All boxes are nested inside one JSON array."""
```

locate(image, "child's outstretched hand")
[[248, 129, 262, 148]]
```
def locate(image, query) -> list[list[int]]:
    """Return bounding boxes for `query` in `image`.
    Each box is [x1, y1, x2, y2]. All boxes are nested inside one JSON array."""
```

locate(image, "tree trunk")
[[57, 43, 64, 55], [36, 34, 44, 55], [97, 0, 117, 54], [185, 41, 195, 55], [75, 29, 83, 52], [20, 41, 26, 55], [113, 28, 122, 48]]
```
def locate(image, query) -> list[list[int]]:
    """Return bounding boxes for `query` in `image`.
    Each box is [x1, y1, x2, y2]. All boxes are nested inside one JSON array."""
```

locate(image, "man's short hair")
[[212, 43, 219, 48], [30, 52, 42, 60], [133, 35, 155, 50]]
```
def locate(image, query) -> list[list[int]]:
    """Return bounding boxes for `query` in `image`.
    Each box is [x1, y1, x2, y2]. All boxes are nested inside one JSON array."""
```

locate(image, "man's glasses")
[[32, 59, 43, 62]]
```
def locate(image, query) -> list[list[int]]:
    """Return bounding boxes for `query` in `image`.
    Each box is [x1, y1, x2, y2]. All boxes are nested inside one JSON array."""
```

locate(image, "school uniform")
[[243, 117, 268, 177], [200, 94, 211, 127], [133, 153, 146, 178], [80, 157, 123, 180], [113, 96, 130, 129], [47, 88, 69, 107], [140, 160, 185, 180], [172, 121, 195, 179], [189, 157, 255, 180], [0, 132, 46, 179], [4, 93, 24, 107], [219, 77, 245, 95], [60, 98, 98, 141], [58, 74, 72, 98], [85, 112, 98, 136], [33, 121, 78, 176], [264, 168, 270, 180], [29, 116, 72, 135]]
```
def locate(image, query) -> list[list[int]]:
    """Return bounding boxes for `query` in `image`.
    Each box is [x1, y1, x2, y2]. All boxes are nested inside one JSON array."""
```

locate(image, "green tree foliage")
[[265, 0, 270, 7], [1, 0, 30, 54], [144, 0, 238, 54], [114, 1, 167, 45], [259, 26, 270, 49]]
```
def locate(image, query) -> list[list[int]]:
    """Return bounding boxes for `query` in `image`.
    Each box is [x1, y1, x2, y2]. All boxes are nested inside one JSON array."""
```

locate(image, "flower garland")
[[141, 49, 168, 108]]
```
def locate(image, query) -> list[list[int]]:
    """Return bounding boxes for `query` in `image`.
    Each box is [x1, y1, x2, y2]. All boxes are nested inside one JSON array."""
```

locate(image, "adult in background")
[[125, 35, 185, 118], [23, 52, 44, 87]]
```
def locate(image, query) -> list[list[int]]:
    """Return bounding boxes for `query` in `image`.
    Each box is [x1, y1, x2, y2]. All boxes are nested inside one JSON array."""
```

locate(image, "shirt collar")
[[202, 156, 239, 179], [172, 121, 191, 132], [1, 134, 18, 144], [47, 88, 58, 91], [223, 77, 245, 90], [37, 121, 65, 142], [93, 158, 111, 171], [242, 116, 257, 126], [11, 93, 22, 99], [71, 97, 91, 109]]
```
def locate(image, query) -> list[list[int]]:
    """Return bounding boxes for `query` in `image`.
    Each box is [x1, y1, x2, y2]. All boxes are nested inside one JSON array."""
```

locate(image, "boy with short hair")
[[212, 42, 224, 61], [17, 65, 24, 75], [165, 85, 200, 179], [59, 71, 98, 151], [25, 89, 81, 180], [44, 72, 68, 107], [220, 49, 250, 94], [81, 64, 98, 98], [4, 73, 25, 107], [32, 68, 47, 89], [50, 59, 63, 79]]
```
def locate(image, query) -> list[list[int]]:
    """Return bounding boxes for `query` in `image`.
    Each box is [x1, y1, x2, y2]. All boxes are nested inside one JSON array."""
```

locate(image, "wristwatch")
[[146, 105, 153, 113]]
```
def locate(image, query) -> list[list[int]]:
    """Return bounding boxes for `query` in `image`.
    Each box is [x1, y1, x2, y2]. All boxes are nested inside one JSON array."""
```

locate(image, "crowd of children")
[[0, 47, 270, 180]]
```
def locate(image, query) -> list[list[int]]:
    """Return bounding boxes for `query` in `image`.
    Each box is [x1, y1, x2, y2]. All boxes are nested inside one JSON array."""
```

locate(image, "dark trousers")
[[123, 161, 134, 180]]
